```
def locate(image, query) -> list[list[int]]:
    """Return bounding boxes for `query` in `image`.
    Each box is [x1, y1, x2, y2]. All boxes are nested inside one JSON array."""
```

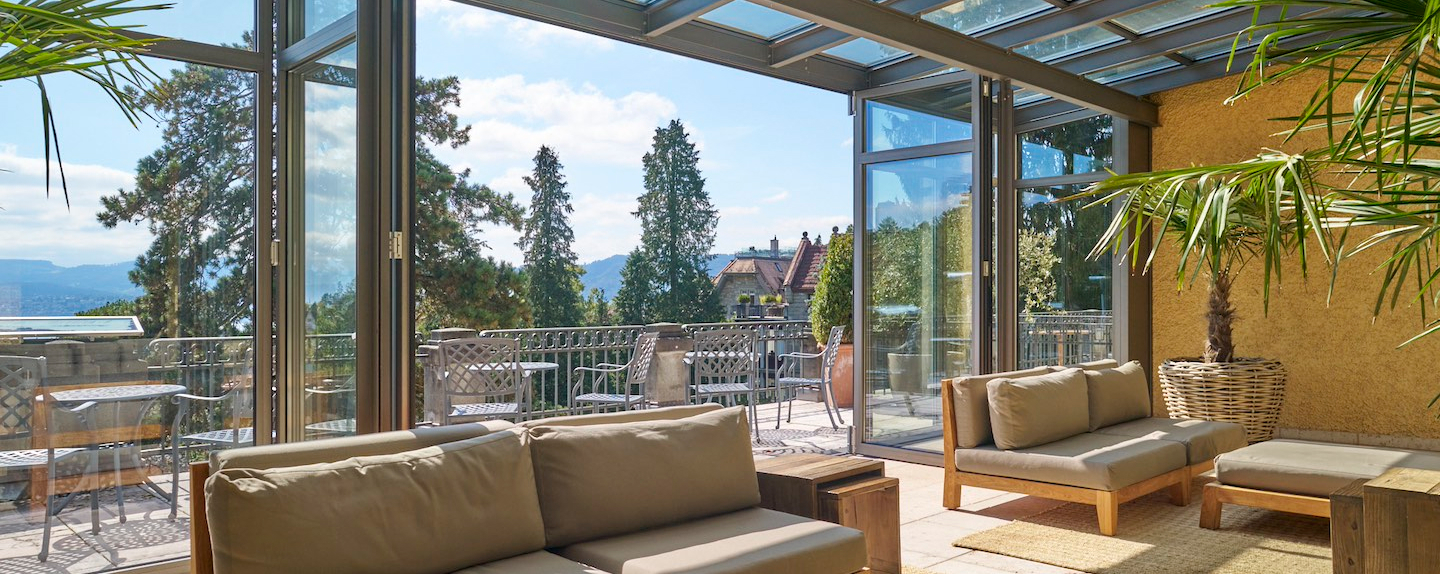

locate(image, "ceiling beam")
[[768, 0, 954, 67], [645, 0, 733, 37], [755, 0, 1159, 124], [462, 0, 867, 92]]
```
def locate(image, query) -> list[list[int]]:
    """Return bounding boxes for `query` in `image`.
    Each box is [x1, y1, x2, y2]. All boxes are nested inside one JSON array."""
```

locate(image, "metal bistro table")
[[48, 383, 186, 526]]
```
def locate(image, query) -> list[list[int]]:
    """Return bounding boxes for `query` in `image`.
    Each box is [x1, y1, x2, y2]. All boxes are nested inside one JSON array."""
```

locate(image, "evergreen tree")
[[627, 119, 721, 323], [614, 247, 653, 325], [518, 145, 584, 328], [583, 288, 609, 326]]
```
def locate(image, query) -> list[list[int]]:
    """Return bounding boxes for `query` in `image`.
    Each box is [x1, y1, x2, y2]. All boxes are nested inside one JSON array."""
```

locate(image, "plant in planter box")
[[736, 293, 752, 317], [760, 293, 784, 317], [810, 226, 854, 407]]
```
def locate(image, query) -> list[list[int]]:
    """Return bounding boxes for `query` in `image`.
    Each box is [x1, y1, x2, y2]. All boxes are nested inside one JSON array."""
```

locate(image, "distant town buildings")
[[712, 231, 829, 322]]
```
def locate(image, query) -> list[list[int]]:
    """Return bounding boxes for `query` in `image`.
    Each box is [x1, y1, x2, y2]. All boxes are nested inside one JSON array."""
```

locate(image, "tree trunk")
[[1203, 271, 1236, 363]]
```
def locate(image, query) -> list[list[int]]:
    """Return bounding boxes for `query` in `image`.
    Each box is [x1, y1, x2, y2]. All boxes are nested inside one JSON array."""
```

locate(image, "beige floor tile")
[[950, 551, 1087, 574], [923, 556, 1015, 574]]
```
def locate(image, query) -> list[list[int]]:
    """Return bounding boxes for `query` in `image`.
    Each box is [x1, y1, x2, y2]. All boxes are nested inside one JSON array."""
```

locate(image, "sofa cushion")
[[948, 367, 1054, 448], [1066, 358, 1120, 371], [518, 403, 721, 428], [450, 551, 608, 574], [557, 507, 867, 574], [528, 406, 760, 547], [987, 368, 1090, 450], [1215, 439, 1440, 497], [211, 420, 513, 471], [1093, 417, 1246, 465], [954, 432, 1187, 491], [1084, 361, 1152, 431], [206, 429, 545, 574]]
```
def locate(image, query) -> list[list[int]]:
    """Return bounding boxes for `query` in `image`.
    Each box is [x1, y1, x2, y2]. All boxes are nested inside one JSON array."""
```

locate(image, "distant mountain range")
[[0, 259, 140, 316], [580, 254, 734, 300]]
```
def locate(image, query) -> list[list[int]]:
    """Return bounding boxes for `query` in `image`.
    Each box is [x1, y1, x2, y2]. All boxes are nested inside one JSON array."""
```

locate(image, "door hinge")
[[269, 241, 280, 267], [981, 260, 992, 277], [980, 80, 990, 97], [388, 231, 405, 260]]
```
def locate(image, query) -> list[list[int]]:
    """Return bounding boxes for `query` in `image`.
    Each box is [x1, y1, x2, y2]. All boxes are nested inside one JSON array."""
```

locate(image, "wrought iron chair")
[[775, 325, 847, 429], [689, 329, 761, 435], [303, 378, 357, 437], [0, 356, 99, 561], [428, 337, 527, 426], [569, 332, 658, 413], [159, 339, 256, 518]]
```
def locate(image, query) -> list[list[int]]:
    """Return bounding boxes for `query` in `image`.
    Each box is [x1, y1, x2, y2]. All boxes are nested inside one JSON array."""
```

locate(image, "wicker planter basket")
[[1158, 358, 1287, 442]]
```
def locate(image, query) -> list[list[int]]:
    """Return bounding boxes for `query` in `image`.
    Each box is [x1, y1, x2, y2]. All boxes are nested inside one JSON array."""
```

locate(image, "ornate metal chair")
[[0, 356, 99, 561], [569, 332, 658, 413], [428, 337, 527, 425], [689, 329, 761, 434], [775, 325, 847, 429], [158, 338, 256, 518]]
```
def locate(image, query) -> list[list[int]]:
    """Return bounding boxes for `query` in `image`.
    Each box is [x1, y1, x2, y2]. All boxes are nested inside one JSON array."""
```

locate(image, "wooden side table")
[[756, 454, 900, 574], [1330, 479, 1366, 574]]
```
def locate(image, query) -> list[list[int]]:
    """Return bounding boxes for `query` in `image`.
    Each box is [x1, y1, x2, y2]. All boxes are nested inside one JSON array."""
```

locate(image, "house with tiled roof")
[[712, 232, 828, 321]]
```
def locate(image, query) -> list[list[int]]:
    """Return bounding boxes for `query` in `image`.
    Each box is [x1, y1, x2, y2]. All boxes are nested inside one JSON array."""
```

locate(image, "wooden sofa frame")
[[940, 380, 1209, 536], [1198, 482, 1331, 530]]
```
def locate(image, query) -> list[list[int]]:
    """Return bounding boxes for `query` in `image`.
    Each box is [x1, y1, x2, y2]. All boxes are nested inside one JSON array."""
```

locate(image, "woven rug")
[[953, 482, 1332, 574]]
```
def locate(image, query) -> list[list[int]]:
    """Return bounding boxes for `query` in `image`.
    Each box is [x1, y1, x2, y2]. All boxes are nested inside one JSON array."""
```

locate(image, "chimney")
[[770, 236, 779, 258]]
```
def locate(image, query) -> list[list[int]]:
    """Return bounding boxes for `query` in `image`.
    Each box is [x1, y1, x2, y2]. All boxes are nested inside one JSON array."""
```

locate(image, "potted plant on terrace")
[[760, 293, 784, 318], [810, 226, 854, 408], [736, 293, 753, 318]]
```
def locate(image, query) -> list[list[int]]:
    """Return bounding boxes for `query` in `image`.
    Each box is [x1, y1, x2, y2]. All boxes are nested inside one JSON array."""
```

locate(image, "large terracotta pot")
[[828, 343, 854, 408]]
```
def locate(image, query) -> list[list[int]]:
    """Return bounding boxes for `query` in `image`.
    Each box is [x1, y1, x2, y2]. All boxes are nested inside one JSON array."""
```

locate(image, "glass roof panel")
[[1112, 0, 1223, 34], [1014, 26, 1123, 61], [1013, 88, 1048, 106], [700, 1, 811, 39], [1178, 36, 1258, 60], [1085, 55, 1180, 84], [922, 0, 1054, 35], [824, 38, 909, 66]]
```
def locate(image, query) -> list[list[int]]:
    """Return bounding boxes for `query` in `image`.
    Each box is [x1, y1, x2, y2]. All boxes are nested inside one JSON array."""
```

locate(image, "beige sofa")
[[192, 404, 868, 574], [941, 359, 1247, 535]]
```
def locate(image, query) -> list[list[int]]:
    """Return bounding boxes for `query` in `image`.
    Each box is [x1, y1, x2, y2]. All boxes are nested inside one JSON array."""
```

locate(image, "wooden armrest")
[[191, 461, 213, 574]]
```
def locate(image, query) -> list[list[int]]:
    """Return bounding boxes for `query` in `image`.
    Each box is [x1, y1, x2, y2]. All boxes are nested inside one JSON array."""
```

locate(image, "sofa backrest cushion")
[[948, 367, 1054, 448], [527, 406, 760, 547], [210, 420, 513, 471], [987, 368, 1090, 450], [1084, 360, 1152, 431], [1066, 359, 1119, 371], [517, 403, 721, 428], [206, 429, 545, 574]]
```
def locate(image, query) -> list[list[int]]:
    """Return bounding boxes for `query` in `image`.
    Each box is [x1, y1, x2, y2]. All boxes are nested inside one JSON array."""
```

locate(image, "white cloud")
[[486, 167, 531, 196], [0, 146, 151, 266], [760, 189, 789, 203], [715, 213, 852, 256], [447, 75, 679, 166], [417, 0, 614, 51], [841, 137, 853, 148], [722, 205, 761, 217]]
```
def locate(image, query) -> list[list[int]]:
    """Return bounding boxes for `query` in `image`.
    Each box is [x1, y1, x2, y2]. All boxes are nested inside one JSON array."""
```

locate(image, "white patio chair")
[[0, 356, 100, 562], [164, 341, 256, 518], [569, 332, 659, 413], [429, 337, 526, 425], [689, 329, 760, 435], [775, 325, 847, 429]]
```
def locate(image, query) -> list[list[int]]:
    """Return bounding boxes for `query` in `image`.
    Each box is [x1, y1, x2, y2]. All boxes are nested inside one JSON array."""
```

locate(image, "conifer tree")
[[518, 145, 585, 327]]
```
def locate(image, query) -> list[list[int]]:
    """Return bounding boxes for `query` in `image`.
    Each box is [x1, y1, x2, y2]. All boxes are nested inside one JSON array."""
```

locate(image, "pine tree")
[[627, 119, 722, 323], [518, 146, 585, 328], [614, 247, 653, 325], [583, 288, 610, 326]]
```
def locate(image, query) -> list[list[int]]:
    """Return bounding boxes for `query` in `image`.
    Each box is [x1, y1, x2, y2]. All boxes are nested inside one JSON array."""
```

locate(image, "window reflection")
[[1019, 115, 1113, 179], [866, 82, 972, 152]]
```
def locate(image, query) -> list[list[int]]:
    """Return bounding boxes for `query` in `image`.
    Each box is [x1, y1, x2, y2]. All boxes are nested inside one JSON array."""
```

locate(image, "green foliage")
[[78, 298, 139, 318], [1018, 230, 1059, 314], [1, 0, 167, 204], [810, 227, 853, 345], [583, 288, 610, 326], [618, 120, 723, 324], [737, 293, 752, 305], [518, 145, 585, 328]]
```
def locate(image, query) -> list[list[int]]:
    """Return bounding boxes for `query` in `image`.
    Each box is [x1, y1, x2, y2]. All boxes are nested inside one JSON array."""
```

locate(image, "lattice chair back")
[[436, 337, 524, 408], [626, 332, 660, 390], [692, 329, 758, 386], [0, 356, 44, 444], [820, 326, 846, 378]]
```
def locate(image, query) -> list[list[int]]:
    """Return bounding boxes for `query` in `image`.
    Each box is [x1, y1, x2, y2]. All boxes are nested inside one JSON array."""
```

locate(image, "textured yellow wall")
[[1150, 72, 1440, 440]]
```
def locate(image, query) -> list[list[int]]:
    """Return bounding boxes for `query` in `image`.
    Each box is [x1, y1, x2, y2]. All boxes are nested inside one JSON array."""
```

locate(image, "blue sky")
[[0, 0, 852, 268]]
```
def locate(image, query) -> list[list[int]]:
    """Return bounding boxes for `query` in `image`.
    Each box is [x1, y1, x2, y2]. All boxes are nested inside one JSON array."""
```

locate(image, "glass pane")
[[108, 0, 254, 47], [1085, 55, 1179, 84], [1018, 184, 1114, 368], [699, 1, 811, 39], [1113, 0, 1222, 34], [1015, 26, 1123, 61], [863, 154, 974, 453], [923, 0, 1053, 34], [1019, 115, 1113, 179], [0, 58, 256, 568], [298, 0, 357, 41], [866, 82, 973, 152], [301, 44, 359, 439], [1013, 87, 1048, 106], [1178, 36, 1257, 60], [825, 38, 909, 66]]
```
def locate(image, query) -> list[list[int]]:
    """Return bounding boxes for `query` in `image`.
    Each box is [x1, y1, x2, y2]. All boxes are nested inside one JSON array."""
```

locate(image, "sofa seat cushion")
[[528, 406, 760, 547], [954, 432, 1187, 491], [1215, 439, 1440, 497], [450, 551, 608, 574], [206, 429, 545, 574], [1093, 418, 1246, 466], [557, 507, 866, 574]]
